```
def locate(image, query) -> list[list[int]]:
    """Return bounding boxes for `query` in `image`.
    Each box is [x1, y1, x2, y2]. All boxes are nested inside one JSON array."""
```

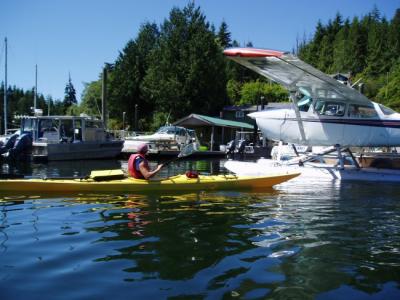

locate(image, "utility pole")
[[3, 37, 7, 134], [134, 104, 138, 132], [101, 65, 108, 129], [122, 111, 126, 138]]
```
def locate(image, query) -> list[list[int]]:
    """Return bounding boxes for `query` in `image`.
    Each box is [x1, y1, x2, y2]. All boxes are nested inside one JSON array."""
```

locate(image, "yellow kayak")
[[0, 170, 300, 194]]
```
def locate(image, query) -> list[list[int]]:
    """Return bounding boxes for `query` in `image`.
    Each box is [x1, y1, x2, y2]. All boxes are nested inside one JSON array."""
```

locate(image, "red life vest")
[[128, 153, 146, 179]]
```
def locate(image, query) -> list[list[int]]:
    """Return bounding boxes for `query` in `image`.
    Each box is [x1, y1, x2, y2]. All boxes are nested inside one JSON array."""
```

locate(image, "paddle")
[[163, 142, 199, 166]]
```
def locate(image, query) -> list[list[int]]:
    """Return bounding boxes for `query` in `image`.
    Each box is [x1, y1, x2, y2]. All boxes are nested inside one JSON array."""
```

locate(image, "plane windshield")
[[378, 104, 396, 115], [348, 104, 378, 118]]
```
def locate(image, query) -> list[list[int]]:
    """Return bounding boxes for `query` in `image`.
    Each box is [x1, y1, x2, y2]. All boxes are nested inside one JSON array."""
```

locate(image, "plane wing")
[[224, 47, 370, 104]]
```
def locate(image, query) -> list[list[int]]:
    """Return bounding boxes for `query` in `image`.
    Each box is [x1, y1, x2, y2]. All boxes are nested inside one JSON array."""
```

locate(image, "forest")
[[1, 4, 399, 132]]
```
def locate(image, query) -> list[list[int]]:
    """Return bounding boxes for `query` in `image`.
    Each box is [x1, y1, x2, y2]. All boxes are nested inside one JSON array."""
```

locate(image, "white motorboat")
[[122, 125, 198, 154]]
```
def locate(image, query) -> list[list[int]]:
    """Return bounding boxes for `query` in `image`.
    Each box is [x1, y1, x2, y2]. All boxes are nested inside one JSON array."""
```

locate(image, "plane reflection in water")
[[224, 48, 400, 148]]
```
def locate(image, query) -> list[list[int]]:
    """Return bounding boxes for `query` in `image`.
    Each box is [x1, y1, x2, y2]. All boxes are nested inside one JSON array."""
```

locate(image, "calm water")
[[0, 159, 399, 300]]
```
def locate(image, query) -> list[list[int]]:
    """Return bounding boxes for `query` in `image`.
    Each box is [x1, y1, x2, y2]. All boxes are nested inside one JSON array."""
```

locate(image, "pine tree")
[[331, 19, 350, 73], [389, 9, 400, 64], [63, 73, 77, 109], [217, 21, 231, 48], [106, 22, 160, 129], [141, 3, 227, 120], [347, 17, 367, 74]]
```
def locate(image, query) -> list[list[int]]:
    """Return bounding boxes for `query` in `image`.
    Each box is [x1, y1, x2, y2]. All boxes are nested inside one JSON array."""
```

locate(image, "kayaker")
[[128, 143, 163, 179]]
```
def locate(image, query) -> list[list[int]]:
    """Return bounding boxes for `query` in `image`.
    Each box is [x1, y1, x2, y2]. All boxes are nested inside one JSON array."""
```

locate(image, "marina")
[[2, 2, 400, 299]]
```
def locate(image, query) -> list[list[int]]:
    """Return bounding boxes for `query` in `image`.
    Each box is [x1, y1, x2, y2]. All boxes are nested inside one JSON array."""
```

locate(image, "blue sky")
[[1, 0, 399, 102]]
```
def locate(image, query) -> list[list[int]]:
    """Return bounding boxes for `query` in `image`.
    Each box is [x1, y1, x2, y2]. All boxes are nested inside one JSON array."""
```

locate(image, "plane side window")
[[296, 87, 312, 112], [297, 96, 312, 112], [314, 100, 345, 117], [348, 104, 378, 118]]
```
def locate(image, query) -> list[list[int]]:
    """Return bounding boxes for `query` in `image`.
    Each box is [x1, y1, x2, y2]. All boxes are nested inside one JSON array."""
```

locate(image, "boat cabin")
[[21, 116, 108, 143]]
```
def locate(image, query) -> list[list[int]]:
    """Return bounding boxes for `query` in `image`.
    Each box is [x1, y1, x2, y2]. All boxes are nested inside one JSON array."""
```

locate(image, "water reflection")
[[82, 192, 272, 283], [0, 159, 399, 299], [259, 182, 400, 299], [1, 158, 122, 178]]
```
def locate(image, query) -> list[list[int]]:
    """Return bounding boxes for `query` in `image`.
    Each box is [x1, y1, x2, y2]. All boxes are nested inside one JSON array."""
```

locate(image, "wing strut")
[[289, 91, 307, 143]]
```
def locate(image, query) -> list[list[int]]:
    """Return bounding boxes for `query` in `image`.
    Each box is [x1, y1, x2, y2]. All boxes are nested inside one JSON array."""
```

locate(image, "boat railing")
[[108, 130, 146, 140]]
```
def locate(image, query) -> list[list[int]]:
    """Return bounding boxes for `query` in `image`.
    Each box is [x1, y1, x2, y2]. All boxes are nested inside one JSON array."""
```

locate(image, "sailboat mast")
[[34, 64, 37, 110], [3, 37, 7, 134]]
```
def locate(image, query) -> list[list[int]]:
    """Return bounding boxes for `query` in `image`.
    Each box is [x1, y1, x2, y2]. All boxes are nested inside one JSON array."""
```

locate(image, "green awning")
[[173, 113, 253, 129]]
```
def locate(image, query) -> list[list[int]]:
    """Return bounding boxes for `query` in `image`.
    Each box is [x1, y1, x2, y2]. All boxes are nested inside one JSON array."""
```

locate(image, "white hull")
[[224, 159, 400, 183]]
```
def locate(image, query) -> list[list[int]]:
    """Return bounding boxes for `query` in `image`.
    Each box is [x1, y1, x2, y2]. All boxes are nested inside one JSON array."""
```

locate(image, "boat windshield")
[[156, 126, 185, 135], [21, 118, 35, 133]]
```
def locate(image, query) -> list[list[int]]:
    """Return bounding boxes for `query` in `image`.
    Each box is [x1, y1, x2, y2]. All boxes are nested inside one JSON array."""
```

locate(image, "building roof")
[[173, 113, 254, 129]]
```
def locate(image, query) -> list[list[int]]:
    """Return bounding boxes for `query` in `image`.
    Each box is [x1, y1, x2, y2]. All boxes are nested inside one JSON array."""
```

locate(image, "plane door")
[[305, 100, 346, 146]]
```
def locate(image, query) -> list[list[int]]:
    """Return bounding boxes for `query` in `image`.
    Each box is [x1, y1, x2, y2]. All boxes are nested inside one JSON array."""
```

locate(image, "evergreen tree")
[[331, 19, 350, 73], [217, 21, 231, 48], [376, 59, 400, 110], [63, 74, 77, 109], [364, 8, 390, 76], [141, 3, 227, 121], [296, 7, 400, 109], [107, 22, 159, 130], [389, 9, 400, 64], [347, 16, 368, 74]]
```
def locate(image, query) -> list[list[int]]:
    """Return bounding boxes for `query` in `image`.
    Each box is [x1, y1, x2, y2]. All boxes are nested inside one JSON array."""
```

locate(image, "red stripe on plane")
[[223, 47, 285, 58]]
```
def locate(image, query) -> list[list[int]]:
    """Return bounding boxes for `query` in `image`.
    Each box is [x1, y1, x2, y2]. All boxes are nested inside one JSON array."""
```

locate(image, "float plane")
[[224, 48, 400, 166], [223, 47, 400, 181]]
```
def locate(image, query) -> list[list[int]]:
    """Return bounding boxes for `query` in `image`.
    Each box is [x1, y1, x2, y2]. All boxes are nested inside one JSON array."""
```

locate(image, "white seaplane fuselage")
[[250, 101, 400, 147]]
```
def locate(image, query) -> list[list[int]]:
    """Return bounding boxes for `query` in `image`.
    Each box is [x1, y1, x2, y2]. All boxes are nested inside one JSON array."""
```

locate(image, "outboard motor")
[[0, 133, 19, 155], [226, 140, 236, 158], [7, 133, 33, 160], [237, 139, 248, 155]]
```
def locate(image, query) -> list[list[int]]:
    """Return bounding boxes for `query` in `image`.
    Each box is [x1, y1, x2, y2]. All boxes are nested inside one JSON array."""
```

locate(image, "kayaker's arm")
[[139, 161, 164, 179]]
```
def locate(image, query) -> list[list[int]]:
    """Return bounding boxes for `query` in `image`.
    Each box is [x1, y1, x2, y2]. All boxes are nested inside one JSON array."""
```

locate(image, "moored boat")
[[122, 125, 198, 154], [1, 114, 123, 161]]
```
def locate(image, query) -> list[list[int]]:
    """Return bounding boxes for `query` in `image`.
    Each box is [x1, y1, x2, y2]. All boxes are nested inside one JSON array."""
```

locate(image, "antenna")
[[3, 37, 7, 134]]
